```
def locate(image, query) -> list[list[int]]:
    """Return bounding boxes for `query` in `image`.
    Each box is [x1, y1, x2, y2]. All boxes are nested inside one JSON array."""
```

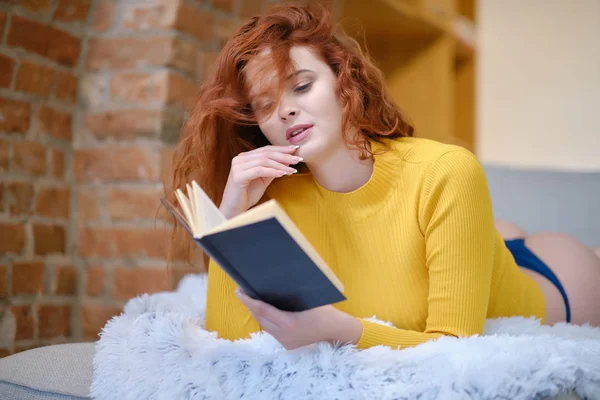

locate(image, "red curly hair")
[[166, 3, 414, 266]]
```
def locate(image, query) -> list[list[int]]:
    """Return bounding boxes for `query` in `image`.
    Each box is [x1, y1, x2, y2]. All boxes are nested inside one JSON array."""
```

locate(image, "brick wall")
[[0, 0, 88, 357], [1, 0, 338, 357], [73, 0, 216, 342]]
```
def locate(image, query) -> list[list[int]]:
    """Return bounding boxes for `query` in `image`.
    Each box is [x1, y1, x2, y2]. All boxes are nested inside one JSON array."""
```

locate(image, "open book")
[[161, 181, 346, 312]]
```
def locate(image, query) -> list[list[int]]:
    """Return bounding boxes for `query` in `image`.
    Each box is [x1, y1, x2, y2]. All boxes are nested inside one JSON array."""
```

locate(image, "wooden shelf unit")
[[338, 0, 477, 152]]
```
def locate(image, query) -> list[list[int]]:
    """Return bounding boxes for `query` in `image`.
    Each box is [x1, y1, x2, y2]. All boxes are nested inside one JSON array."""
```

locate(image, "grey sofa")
[[0, 164, 598, 400]]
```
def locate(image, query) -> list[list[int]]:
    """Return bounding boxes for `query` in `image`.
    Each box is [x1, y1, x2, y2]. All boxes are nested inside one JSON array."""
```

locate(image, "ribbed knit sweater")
[[205, 137, 546, 349]]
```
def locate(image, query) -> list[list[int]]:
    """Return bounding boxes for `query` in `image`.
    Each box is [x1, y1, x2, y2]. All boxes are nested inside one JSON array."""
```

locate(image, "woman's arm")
[[353, 149, 497, 349]]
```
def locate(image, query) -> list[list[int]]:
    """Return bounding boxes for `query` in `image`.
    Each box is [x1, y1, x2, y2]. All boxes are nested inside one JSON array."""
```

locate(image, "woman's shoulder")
[[381, 136, 476, 165], [381, 137, 487, 197]]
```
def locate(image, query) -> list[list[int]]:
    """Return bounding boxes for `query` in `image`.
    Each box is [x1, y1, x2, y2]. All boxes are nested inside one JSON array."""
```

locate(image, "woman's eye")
[[294, 82, 312, 93], [254, 101, 272, 111]]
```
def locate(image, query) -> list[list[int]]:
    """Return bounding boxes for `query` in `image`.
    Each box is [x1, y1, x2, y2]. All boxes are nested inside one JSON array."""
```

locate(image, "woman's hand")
[[219, 145, 302, 219], [235, 288, 363, 350]]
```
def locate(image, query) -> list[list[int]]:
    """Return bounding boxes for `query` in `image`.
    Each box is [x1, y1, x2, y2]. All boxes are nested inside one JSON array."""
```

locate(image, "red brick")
[[54, 0, 91, 23], [0, 140, 8, 171], [2, 181, 35, 215], [169, 36, 198, 76], [112, 267, 172, 300], [86, 36, 196, 75], [122, 1, 178, 31], [51, 264, 77, 295], [169, 266, 202, 286], [51, 149, 65, 179], [0, 54, 15, 88], [36, 186, 70, 219], [166, 72, 197, 108], [12, 305, 34, 340], [110, 72, 166, 103], [77, 189, 99, 221], [120, 1, 215, 41], [80, 73, 107, 109], [12, 261, 45, 295], [241, 0, 264, 19], [38, 305, 71, 338], [0, 12, 6, 37], [201, 50, 219, 81], [0, 265, 6, 297], [93, 0, 114, 32], [54, 71, 78, 103], [81, 303, 122, 339], [107, 187, 164, 221], [21, 0, 53, 13], [0, 98, 31, 134], [85, 266, 105, 296], [13, 142, 46, 176], [87, 36, 173, 70], [7, 16, 81, 67], [74, 147, 159, 183], [38, 106, 72, 141], [0, 140, 9, 171], [160, 147, 174, 182], [176, 3, 214, 42], [123, 1, 214, 40], [212, 0, 234, 12], [0, 223, 26, 254], [15, 60, 55, 96], [85, 109, 163, 140], [216, 17, 242, 48], [78, 226, 169, 258], [33, 224, 66, 255]]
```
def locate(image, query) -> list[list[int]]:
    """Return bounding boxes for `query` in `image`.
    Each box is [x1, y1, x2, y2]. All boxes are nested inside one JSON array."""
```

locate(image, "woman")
[[168, 4, 600, 350]]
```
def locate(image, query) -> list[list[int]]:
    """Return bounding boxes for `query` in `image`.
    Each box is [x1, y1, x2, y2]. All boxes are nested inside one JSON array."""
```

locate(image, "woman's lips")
[[288, 126, 312, 145]]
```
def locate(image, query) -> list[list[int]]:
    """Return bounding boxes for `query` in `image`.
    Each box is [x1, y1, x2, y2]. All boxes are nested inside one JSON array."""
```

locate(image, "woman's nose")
[[278, 100, 298, 121]]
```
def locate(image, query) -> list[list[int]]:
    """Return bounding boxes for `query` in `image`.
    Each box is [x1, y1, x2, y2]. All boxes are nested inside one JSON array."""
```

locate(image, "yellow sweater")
[[205, 137, 546, 349]]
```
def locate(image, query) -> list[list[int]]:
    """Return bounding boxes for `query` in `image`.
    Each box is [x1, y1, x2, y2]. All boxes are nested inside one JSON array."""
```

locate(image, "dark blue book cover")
[[161, 197, 346, 312]]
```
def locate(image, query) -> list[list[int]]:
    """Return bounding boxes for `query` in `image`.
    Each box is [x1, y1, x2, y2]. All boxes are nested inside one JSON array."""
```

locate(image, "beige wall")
[[476, 0, 600, 171]]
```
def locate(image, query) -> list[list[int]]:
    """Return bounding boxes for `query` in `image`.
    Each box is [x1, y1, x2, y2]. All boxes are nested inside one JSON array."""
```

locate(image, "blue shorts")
[[505, 238, 571, 323]]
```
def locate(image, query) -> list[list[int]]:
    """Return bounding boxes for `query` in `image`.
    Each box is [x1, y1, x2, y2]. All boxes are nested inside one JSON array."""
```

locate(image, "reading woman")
[[167, 4, 600, 350]]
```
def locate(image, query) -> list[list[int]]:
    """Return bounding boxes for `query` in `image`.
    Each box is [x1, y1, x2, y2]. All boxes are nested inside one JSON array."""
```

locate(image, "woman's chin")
[[294, 141, 317, 162]]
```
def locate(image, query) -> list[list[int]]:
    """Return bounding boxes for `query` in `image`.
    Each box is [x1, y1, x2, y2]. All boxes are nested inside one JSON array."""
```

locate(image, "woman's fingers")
[[236, 289, 282, 330], [236, 166, 288, 182], [253, 145, 300, 154], [237, 157, 297, 175], [236, 149, 302, 167]]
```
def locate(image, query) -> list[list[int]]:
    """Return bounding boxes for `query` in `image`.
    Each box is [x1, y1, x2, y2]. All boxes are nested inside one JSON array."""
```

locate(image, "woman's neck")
[[307, 142, 374, 193]]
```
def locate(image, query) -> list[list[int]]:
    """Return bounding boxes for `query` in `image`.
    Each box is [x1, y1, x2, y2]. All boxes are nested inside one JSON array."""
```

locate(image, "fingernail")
[[297, 157, 303, 162], [235, 288, 241, 297], [290, 145, 300, 149], [287, 168, 297, 175]]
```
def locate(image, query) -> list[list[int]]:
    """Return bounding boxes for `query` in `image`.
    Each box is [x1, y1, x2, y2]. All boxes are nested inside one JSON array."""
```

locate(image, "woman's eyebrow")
[[286, 69, 314, 80]]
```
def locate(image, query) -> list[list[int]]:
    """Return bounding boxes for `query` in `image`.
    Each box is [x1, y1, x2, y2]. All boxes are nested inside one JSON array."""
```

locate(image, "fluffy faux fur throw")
[[91, 274, 600, 400]]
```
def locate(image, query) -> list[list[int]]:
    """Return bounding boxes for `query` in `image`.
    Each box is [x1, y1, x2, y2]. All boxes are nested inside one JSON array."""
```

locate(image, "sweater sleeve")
[[355, 149, 496, 349]]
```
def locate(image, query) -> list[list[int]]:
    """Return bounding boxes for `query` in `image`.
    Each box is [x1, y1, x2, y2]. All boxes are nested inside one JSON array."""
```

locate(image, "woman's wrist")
[[327, 310, 362, 345], [218, 201, 243, 220]]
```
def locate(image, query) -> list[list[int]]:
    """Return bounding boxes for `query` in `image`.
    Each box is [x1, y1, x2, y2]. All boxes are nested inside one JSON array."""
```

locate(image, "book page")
[[175, 189, 198, 235], [191, 181, 226, 235]]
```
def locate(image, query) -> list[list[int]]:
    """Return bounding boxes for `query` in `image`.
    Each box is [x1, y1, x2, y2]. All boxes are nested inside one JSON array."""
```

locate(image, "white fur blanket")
[[91, 274, 600, 400]]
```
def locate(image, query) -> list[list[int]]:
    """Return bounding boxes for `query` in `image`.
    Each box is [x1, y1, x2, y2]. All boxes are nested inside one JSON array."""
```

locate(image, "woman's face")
[[244, 46, 345, 163]]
